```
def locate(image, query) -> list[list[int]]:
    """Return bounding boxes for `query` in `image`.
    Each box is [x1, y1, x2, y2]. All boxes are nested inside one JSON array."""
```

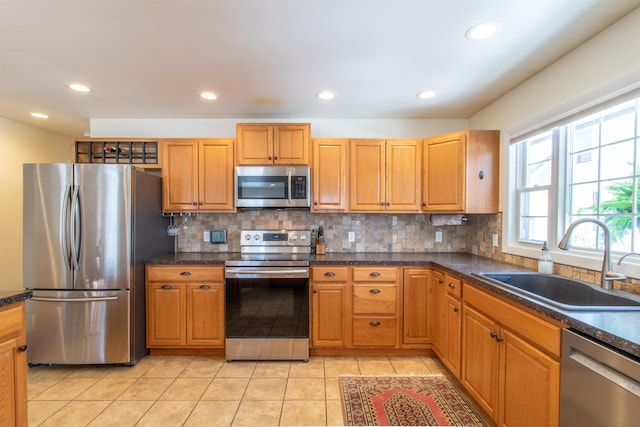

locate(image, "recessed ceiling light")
[[31, 112, 48, 119], [417, 91, 437, 100], [200, 91, 218, 100], [66, 83, 91, 93], [316, 90, 336, 100], [465, 21, 501, 40]]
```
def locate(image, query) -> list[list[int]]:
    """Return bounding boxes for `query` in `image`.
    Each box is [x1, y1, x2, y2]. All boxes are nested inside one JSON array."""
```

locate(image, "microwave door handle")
[[287, 170, 292, 202]]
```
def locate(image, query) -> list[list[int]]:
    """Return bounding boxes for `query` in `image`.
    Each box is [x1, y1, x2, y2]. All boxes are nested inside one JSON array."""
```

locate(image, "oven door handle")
[[226, 269, 309, 275]]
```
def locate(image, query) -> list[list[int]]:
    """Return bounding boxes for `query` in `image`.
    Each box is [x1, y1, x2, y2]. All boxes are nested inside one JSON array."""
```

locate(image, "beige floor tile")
[[231, 400, 283, 427], [135, 400, 197, 427], [326, 399, 345, 426], [324, 377, 343, 400], [143, 357, 192, 377], [104, 357, 158, 378], [357, 357, 397, 375], [32, 377, 100, 401], [87, 400, 154, 426], [27, 400, 68, 426], [27, 377, 61, 400], [423, 355, 448, 373], [253, 361, 291, 377], [180, 358, 224, 378], [38, 400, 110, 427], [285, 377, 326, 400], [183, 400, 240, 427], [324, 357, 360, 377], [201, 377, 250, 400], [75, 377, 137, 400], [244, 377, 287, 400], [389, 356, 432, 375], [216, 362, 257, 378], [159, 377, 211, 400], [289, 357, 325, 378], [280, 400, 326, 426], [116, 377, 174, 401], [27, 365, 75, 380], [66, 366, 114, 378]]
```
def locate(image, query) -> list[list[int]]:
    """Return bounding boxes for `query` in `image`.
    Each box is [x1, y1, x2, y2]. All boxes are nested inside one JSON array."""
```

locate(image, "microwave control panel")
[[291, 176, 307, 199]]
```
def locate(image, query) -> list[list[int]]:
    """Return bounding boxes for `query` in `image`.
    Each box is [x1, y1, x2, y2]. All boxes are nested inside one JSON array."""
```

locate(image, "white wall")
[[0, 118, 71, 291]]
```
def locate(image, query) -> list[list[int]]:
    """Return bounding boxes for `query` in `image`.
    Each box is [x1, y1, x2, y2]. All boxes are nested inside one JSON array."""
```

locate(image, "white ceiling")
[[1, 0, 639, 137]]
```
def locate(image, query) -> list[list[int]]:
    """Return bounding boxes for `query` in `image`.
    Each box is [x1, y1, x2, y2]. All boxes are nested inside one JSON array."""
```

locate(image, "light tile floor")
[[27, 355, 453, 426]]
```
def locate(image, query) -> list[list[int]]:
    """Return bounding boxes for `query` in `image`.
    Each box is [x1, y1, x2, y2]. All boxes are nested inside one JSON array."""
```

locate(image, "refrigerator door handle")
[[70, 184, 81, 271], [30, 296, 119, 303], [63, 185, 73, 270]]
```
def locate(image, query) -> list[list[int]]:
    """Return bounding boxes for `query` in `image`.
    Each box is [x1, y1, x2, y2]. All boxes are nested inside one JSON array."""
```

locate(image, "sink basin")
[[474, 272, 640, 311]]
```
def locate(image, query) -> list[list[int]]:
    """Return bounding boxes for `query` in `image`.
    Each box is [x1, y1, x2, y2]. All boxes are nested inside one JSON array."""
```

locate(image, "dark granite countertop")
[[0, 290, 32, 308], [147, 251, 640, 359]]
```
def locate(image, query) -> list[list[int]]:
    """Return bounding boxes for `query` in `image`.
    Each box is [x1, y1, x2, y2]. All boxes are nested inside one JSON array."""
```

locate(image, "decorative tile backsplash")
[[175, 210, 640, 294]]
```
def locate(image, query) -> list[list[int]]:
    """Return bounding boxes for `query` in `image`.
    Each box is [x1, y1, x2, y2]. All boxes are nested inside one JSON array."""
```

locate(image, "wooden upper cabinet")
[[312, 139, 348, 211], [161, 138, 235, 212], [237, 123, 310, 165], [350, 139, 421, 212], [423, 130, 499, 213]]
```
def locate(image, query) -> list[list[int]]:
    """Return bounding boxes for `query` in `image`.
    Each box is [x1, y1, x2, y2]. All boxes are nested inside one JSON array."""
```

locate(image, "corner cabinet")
[[161, 139, 235, 212], [146, 265, 225, 353], [236, 123, 310, 165], [350, 139, 421, 212], [423, 130, 499, 213], [0, 301, 28, 427], [312, 139, 348, 211], [432, 271, 462, 378]]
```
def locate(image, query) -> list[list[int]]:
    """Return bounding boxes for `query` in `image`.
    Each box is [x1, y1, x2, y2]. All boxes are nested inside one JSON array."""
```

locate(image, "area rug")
[[339, 375, 489, 426]]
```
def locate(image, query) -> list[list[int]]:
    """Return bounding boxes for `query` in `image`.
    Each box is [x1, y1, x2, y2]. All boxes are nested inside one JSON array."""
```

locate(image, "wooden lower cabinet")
[[310, 266, 350, 348], [462, 284, 562, 427], [402, 268, 433, 346], [433, 270, 462, 377], [0, 301, 28, 427], [146, 265, 225, 352]]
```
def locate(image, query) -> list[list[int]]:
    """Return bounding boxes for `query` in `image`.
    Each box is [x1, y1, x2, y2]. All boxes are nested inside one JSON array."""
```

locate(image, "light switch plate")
[[435, 231, 443, 242]]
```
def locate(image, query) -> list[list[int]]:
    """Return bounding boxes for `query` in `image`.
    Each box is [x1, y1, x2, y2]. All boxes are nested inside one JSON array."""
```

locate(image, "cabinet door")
[[187, 283, 225, 346], [311, 283, 349, 347], [147, 283, 186, 346], [0, 303, 27, 427], [499, 329, 560, 427], [432, 270, 446, 357], [274, 124, 309, 165], [445, 295, 462, 378], [386, 140, 421, 211], [461, 304, 500, 422], [350, 140, 385, 211], [312, 139, 348, 211], [402, 269, 432, 345], [423, 132, 466, 211], [237, 124, 274, 164], [199, 139, 235, 211], [161, 139, 199, 211]]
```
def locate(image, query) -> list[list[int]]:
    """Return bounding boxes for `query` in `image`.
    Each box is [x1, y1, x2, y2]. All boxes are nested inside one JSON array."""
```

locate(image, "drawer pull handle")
[[161, 284, 173, 289], [18, 345, 28, 352], [448, 282, 456, 289], [180, 271, 192, 276], [369, 272, 381, 277], [199, 285, 210, 289], [369, 321, 381, 327], [369, 288, 381, 294], [324, 271, 336, 277]]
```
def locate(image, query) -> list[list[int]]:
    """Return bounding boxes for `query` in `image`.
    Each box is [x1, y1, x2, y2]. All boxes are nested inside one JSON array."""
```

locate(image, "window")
[[511, 96, 640, 259]]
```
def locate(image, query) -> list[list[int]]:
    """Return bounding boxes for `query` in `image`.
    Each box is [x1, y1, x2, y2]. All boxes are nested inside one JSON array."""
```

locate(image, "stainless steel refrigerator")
[[23, 164, 173, 365]]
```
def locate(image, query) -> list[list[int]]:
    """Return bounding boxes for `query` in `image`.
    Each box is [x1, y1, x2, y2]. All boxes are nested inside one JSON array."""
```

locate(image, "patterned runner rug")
[[339, 375, 489, 426]]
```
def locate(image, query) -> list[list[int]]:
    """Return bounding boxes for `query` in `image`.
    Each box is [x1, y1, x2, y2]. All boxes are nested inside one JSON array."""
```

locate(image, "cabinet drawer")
[[353, 318, 397, 346], [311, 266, 348, 282], [147, 265, 224, 282], [0, 302, 25, 339], [444, 274, 462, 299], [352, 267, 397, 282], [353, 284, 397, 315]]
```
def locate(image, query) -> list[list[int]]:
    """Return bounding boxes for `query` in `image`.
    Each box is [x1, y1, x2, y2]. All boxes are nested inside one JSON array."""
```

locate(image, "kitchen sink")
[[474, 272, 640, 311]]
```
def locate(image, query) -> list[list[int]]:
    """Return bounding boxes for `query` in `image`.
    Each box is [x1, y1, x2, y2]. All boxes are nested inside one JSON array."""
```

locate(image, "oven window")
[[237, 176, 287, 199], [226, 278, 309, 338]]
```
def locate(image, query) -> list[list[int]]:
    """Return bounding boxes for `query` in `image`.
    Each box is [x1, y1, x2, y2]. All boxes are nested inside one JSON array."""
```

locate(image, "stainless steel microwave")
[[235, 166, 311, 208]]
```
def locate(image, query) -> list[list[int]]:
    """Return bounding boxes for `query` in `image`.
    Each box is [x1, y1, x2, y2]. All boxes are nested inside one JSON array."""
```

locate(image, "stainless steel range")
[[224, 229, 312, 361]]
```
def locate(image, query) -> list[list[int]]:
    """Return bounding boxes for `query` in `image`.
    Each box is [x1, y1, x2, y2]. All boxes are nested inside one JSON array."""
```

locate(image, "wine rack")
[[75, 139, 159, 167]]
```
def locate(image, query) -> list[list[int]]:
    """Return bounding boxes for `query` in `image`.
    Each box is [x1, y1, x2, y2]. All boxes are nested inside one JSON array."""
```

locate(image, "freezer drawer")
[[26, 290, 131, 364]]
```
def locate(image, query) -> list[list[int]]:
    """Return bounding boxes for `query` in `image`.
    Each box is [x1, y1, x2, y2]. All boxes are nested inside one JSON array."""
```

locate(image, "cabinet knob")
[[199, 285, 210, 289], [448, 282, 456, 289], [479, 170, 485, 179], [422, 202, 426, 206], [198, 202, 203, 205], [268, 156, 272, 160], [496, 336, 504, 342], [324, 271, 336, 277], [18, 345, 28, 352], [274, 156, 278, 160], [180, 271, 192, 276], [490, 331, 498, 339], [369, 272, 381, 277], [453, 307, 459, 313], [369, 321, 381, 327], [192, 202, 197, 205], [369, 288, 381, 294], [161, 284, 173, 289], [313, 289, 318, 294]]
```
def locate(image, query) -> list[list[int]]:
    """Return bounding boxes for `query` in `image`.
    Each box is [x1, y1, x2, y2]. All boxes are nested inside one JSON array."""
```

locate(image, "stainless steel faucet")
[[558, 218, 626, 289], [617, 252, 640, 265]]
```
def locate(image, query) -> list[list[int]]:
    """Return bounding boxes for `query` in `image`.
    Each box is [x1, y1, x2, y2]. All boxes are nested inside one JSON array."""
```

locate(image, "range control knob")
[[291, 234, 298, 241], [300, 234, 307, 241], [244, 234, 251, 241], [253, 234, 260, 241]]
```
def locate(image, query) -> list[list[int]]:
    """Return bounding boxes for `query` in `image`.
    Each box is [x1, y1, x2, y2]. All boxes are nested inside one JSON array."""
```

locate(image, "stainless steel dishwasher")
[[560, 329, 640, 427]]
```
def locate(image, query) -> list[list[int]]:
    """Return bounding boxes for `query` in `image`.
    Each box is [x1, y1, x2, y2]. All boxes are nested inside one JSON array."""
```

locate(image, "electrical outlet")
[[348, 231, 355, 242], [435, 231, 442, 242], [492, 233, 499, 247], [203, 231, 210, 243]]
